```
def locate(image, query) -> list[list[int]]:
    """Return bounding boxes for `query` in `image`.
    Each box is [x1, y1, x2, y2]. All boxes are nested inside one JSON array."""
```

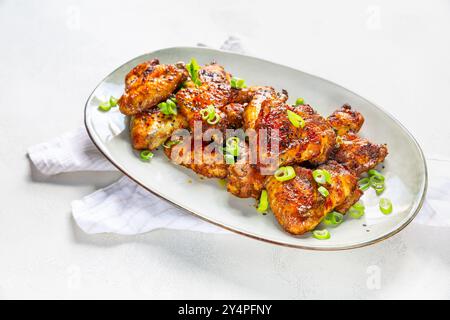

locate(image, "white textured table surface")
[[1, 0, 449, 299]]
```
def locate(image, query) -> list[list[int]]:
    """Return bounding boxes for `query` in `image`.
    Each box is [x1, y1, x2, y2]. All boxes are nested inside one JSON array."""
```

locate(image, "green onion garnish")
[[139, 150, 154, 161], [109, 96, 118, 107], [186, 58, 202, 87], [98, 96, 118, 112], [358, 177, 371, 191], [218, 179, 227, 187], [379, 198, 393, 215], [324, 211, 344, 227], [98, 102, 112, 112], [257, 190, 269, 213], [231, 77, 247, 89], [200, 105, 220, 124], [274, 166, 296, 182], [158, 98, 177, 115], [286, 110, 305, 128], [312, 169, 332, 185], [206, 113, 220, 125], [200, 105, 214, 120], [224, 153, 235, 164], [348, 201, 365, 219], [368, 169, 383, 177], [295, 98, 304, 106], [318, 186, 329, 197], [312, 229, 330, 240], [163, 139, 181, 149], [226, 137, 240, 157]]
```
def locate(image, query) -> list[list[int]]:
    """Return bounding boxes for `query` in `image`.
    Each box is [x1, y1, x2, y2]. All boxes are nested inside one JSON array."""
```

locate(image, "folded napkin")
[[28, 37, 450, 235]]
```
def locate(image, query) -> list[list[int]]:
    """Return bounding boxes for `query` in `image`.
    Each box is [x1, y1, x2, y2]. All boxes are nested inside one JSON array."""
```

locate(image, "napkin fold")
[[28, 37, 449, 235]]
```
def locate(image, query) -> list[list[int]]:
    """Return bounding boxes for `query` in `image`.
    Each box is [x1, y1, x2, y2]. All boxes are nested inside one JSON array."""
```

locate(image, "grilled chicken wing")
[[265, 161, 361, 235], [327, 104, 364, 136], [130, 110, 188, 150], [119, 59, 188, 115], [176, 63, 242, 134], [227, 142, 265, 198], [241, 87, 288, 130], [164, 138, 227, 179], [255, 102, 336, 171], [332, 132, 388, 176]]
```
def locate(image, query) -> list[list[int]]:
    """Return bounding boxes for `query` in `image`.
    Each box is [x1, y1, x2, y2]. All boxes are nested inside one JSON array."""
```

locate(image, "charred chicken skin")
[[327, 104, 364, 136], [332, 132, 388, 176], [265, 161, 361, 235], [255, 101, 336, 170], [176, 63, 241, 134], [118, 59, 188, 115]]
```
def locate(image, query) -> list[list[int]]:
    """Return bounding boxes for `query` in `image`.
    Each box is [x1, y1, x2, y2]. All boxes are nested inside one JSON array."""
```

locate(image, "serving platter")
[[84, 47, 427, 250]]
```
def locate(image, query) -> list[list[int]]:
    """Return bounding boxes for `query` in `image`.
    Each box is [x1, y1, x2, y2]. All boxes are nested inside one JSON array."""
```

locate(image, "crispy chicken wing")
[[255, 102, 336, 170], [265, 161, 361, 235], [332, 132, 388, 176], [164, 138, 227, 179], [241, 87, 288, 130], [130, 110, 188, 150], [119, 59, 187, 115], [227, 142, 265, 198], [327, 104, 364, 136], [177, 63, 241, 134]]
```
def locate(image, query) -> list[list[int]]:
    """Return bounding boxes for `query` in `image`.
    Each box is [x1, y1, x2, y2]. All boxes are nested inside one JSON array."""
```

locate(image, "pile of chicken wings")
[[118, 58, 388, 236]]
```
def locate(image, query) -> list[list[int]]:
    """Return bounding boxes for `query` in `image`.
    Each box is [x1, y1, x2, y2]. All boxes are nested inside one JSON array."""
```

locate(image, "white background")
[[1, 0, 449, 299]]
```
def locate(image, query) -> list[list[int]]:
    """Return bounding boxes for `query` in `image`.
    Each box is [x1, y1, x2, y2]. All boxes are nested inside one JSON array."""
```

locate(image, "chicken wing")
[[119, 59, 188, 115], [265, 161, 360, 235], [176, 63, 240, 135], [327, 104, 364, 136], [332, 132, 388, 176], [241, 87, 288, 130], [255, 102, 336, 171], [227, 142, 265, 198], [164, 138, 227, 179], [130, 110, 188, 150]]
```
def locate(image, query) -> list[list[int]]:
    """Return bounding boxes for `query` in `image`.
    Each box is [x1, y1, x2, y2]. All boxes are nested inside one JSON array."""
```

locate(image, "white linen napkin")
[[28, 37, 449, 234]]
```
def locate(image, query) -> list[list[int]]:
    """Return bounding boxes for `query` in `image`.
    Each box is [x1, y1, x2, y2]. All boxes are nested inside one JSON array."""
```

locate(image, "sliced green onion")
[[370, 174, 385, 185], [373, 183, 385, 195], [324, 211, 344, 227], [348, 201, 365, 219], [274, 166, 296, 182], [200, 105, 219, 124], [109, 96, 118, 107], [226, 137, 240, 156], [257, 190, 269, 213], [368, 169, 383, 177], [231, 77, 246, 89], [224, 153, 235, 164], [358, 177, 371, 191], [163, 140, 181, 149], [312, 229, 330, 240], [318, 186, 329, 197], [295, 97, 304, 106], [207, 113, 220, 125], [139, 150, 153, 161], [286, 110, 305, 128], [98, 101, 112, 112], [158, 99, 177, 115], [379, 198, 393, 215], [312, 169, 332, 184], [186, 58, 202, 86], [169, 96, 177, 104], [218, 179, 227, 187]]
